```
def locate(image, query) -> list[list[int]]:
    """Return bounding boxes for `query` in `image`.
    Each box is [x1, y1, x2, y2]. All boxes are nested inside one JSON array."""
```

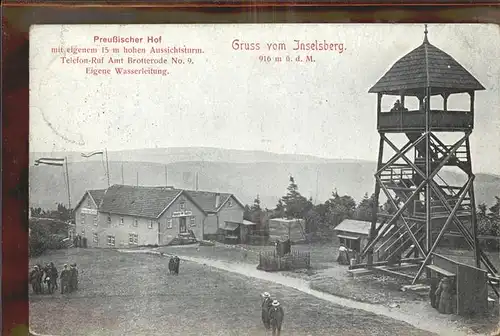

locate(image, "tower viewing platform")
[[369, 29, 484, 133]]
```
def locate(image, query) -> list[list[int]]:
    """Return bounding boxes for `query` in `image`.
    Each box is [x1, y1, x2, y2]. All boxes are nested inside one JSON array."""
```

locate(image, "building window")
[[93, 233, 98, 243], [129, 233, 138, 245], [87, 198, 91, 207], [107, 215, 111, 225], [180, 202, 185, 210], [80, 213, 85, 225], [167, 219, 173, 229], [81, 228, 85, 235], [133, 219, 138, 227], [107, 235, 115, 246], [228, 200, 233, 207], [148, 220, 153, 229], [120, 217, 124, 225], [190, 216, 196, 227], [93, 215, 98, 226]]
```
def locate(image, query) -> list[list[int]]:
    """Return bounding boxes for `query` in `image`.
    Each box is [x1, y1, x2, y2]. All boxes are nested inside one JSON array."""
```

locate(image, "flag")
[[34, 157, 65, 167], [81, 150, 104, 158]]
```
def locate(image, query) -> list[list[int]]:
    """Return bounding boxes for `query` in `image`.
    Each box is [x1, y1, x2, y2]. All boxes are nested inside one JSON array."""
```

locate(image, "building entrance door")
[[179, 217, 187, 233]]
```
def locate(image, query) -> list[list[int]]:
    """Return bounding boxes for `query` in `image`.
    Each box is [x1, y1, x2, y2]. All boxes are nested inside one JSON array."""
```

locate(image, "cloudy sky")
[[30, 24, 499, 174]]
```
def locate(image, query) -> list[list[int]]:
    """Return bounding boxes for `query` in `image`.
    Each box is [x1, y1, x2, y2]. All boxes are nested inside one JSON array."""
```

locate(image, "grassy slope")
[[29, 248, 433, 336]]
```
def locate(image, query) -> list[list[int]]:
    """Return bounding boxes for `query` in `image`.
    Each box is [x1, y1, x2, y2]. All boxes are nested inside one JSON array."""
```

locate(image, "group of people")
[[337, 244, 360, 266], [261, 292, 284, 336], [168, 256, 180, 275], [30, 262, 79, 295], [429, 276, 456, 314], [73, 234, 88, 248]]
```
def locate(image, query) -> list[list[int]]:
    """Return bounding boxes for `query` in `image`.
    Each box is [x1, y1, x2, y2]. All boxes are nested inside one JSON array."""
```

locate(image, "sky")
[[29, 24, 500, 174]]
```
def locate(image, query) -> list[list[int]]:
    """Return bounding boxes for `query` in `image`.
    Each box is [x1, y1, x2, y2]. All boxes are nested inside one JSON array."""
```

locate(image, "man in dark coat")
[[49, 262, 59, 290], [69, 263, 78, 292], [261, 292, 273, 330], [269, 300, 285, 336], [36, 264, 44, 294], [174, 256, 180, 275], [60, 264, 70, 294], [30, 266, 40, 294], [168, 257, 176, 275]]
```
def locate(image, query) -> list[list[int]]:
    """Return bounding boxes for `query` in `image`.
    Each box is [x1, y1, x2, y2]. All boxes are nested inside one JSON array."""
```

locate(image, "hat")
[[34, 265, 39, 269], [262, 292, 271, 298], [271, 300, 280, 307], [63, 264, 68, 268]]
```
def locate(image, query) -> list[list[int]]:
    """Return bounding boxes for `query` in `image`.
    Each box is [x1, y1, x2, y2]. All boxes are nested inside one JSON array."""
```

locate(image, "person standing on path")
[[60, 264, 70, 294]]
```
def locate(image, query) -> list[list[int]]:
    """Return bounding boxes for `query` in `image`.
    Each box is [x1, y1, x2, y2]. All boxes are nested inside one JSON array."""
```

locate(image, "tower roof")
[[369, 27, 485, 96]]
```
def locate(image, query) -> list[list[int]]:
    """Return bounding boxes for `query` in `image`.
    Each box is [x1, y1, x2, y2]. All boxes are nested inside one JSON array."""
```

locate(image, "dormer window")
[[180, 199, 186, 210], [228, 200, 233, 207]]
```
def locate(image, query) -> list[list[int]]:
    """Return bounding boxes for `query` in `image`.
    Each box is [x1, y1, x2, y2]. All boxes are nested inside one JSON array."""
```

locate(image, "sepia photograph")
[[28, 23, 499, 335]]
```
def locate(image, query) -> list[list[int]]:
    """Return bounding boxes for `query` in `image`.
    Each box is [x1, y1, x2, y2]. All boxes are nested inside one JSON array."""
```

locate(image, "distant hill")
[[29, 149, 500, 211], [30, 147, 371, 166]]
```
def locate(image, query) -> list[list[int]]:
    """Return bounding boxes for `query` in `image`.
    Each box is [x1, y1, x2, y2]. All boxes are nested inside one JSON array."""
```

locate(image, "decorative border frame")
[[2, 3, 499, 335]]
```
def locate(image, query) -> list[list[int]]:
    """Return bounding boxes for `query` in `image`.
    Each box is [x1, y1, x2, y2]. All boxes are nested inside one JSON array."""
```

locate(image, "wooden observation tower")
[[359, 26, 498, 288]]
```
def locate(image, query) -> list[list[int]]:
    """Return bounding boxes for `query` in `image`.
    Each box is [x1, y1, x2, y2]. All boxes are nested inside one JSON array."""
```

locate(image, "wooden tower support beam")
[[361, 132, 473, 262], [368, 135, 385, 266], [412, 176, 474, 283]]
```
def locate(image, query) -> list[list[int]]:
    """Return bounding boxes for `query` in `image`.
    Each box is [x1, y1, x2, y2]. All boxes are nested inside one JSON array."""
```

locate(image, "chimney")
[[215, 193, 221, 209]]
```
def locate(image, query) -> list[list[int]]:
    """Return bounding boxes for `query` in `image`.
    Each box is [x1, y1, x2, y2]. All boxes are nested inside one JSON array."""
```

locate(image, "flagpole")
[[165, 165, 168, 186], [105, 148, 110, 187], [64, 157, 72, 211]]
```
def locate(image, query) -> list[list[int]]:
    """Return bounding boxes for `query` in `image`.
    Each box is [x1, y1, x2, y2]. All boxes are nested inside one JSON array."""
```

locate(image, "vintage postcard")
[[29, 23, 499, 335]]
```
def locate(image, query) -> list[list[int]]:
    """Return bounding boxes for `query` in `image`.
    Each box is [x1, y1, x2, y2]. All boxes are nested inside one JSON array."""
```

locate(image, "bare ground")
[[30, 248, 435, 336]]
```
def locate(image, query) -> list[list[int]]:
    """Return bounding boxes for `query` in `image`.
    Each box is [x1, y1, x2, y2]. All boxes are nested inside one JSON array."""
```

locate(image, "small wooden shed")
[[426, 253, 489, 316], [334, 219, 395, 253]]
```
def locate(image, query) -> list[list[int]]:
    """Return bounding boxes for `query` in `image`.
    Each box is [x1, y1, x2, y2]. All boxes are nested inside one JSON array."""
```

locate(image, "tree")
[[42, 203, 72, 222], [324, 190, 357, 226], [489, 197, 500, 218], [355, 193, 376, 222], [478, 203, 488, 218], [476, 197, 500, 237], [280, 176, 313, 219], [30, 207, 43, 217], [275, 199, 286, 218]]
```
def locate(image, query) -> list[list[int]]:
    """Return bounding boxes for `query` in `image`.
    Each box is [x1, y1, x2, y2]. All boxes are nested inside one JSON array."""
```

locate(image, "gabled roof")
[[99, 185, 189, 219], [369, 32, 485, 96], [88, 189, 106, 208], [184, 190, 244, 213], [74, 189, 106, 210]]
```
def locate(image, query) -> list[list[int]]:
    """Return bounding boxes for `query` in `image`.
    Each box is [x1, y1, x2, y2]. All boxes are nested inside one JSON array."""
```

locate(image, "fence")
[[258, 250, 311, 271]]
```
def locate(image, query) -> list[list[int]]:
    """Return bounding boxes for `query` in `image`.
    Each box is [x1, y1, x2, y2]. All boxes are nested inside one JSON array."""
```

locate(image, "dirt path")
[[171, 254, 481, 336]]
